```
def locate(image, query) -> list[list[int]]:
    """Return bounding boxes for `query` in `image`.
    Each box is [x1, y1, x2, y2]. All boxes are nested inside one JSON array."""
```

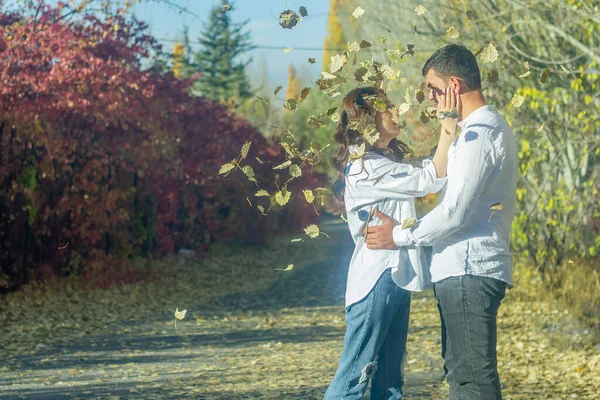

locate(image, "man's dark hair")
[[422, 44, 481, 90]]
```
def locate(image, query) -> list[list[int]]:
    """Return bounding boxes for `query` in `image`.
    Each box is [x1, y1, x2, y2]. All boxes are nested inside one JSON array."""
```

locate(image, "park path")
[[0, 219, 444, 400]]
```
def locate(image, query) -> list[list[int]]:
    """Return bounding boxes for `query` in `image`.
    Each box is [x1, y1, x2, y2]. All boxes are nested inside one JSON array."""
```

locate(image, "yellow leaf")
[[275, 189, 291, 206], [329, 54, 348, 74], [273, 160, 292, 170], [174, 308, 187, 320], [255, 190, 270, 197], [446, 26, 460, 39], [479, 43, 498, 64], [240, 141, 251, 159], [402, 217, 417, 230], [289, 164, 302, 178], [512, 94, 525, 108], [275, 264, 294, 271], [304, 224, 320, 238], [352, 6, 365, 19], [219, 162, 235, 175], [519, 71, 532, 78], [347, 41, 361, 52], [282, 47, 293, 53], [490, 202, 504, 211], [303, 189, 315, 203], [415, 5, 428, 15], [300, 87, 311, 102]]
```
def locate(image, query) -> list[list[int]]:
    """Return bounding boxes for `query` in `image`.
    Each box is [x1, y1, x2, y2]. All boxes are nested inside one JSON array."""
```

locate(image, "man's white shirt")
[[392, 105, 518, 286], [343, 148, 446, 307]]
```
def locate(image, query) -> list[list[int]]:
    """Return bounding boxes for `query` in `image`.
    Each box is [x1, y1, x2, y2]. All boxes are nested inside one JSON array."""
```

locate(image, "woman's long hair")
[[328, 87, 411, 215]]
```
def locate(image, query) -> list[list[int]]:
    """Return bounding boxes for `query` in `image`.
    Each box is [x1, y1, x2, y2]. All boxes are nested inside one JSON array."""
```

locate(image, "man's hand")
[[366, 211, 400, 250]]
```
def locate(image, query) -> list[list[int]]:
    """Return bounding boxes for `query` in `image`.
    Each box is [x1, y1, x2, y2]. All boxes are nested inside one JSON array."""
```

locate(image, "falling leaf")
[[512, 94, 525, 108], [246, 198, 252, 207], [240, 141, 251, 159], [275, 188, 292, 207], [303, 189, 314, 203], [308, 58, 316, 64], [524, 61, 530, 69], [273, 160, 292, 170], [242, 165, 257, 182], [255, 190, 270, 197], [174, 308, 187, 320], [255, 96, 269, 103], [291, 238, 304, 242], [221, 4, 231, 11], [282, 47, 293, 53], [415, 5, 428, 15], [540, 69, 550, 83], [397, 103, 411, 116], [536, 123, 545, 133], [274, 85, 283, 95], [378, 36, 387, 43], [329, 54, 348, 74], [349, 143, 366, 161], [519, 71, 532, 78], [279, 10, 299, 29], [402, 217, 417, 230], [466, 10, 477, 20], [488, 202, 504, 222], [219, 162, 235, 175], [289, 164, 302, 178], [304, 224, 320, 238], [300, 87, 311, 102], [58, 241, 70, 250], [275, 264, 294, 271], [284, 99, 298, 111], [490, 202, 505, 210], [487, 69, 499, 83], [446, 26, 460, 39], [257, 205, 268, 215], [354, 67, 369, 82], [420, 110, 430, 124], [362, 208, 376, 237], [374, 98, 388, 112], [347, 41, 361, 52], [415, 90, 425, 104], [352, 6, 365, 19], [255, 157, 265, 164], [359, 40, 372, 49], [299, 6, 308, 17], [479, 43, 498, 64], [560, 65, 570, 74]]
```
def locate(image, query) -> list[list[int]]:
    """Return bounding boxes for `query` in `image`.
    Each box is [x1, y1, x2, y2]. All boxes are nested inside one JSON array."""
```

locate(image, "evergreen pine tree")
[[191, 0, 255, 104]]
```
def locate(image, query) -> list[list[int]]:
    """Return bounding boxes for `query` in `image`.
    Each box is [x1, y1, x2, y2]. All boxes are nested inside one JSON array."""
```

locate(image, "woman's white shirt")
[[343, 148, 447, 307]]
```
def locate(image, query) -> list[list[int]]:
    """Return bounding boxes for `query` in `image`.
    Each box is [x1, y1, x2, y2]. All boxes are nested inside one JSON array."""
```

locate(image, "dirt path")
[[0, 220, 443, 399]]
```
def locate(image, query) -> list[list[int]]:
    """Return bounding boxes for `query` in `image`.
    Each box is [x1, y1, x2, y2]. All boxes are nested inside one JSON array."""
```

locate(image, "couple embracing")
[[324, 44, 517, 400]]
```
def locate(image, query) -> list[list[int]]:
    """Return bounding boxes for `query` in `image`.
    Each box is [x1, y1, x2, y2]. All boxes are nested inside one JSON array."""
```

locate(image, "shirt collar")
[[457, 105, 495, 129]]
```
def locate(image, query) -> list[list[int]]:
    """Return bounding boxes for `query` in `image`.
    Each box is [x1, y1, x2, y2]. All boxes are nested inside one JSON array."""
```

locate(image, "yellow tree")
[[285, 64, 300, 102], [323, 0, 350, 69], [171, 43, 185, 79]]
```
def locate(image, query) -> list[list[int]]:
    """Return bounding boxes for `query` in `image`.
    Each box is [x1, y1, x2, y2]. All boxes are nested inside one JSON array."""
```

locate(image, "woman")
[[324, 86, 458, 399]]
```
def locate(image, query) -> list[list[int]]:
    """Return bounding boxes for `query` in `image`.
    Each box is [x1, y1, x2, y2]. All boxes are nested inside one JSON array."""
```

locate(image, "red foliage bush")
[[0, 5, 323, 291]]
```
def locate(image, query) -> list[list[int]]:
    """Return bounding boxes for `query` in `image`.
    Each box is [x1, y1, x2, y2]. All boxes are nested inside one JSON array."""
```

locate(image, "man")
[[366, 44, 518, 400]]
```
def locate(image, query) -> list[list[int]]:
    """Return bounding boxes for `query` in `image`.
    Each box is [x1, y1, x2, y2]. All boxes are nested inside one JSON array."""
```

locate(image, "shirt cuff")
[[422, 158, 448, 185], [393, 225, 417, 247]]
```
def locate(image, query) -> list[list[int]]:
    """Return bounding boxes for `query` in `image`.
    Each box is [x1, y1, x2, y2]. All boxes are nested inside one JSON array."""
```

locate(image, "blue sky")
[[132, 0, 330, 91]]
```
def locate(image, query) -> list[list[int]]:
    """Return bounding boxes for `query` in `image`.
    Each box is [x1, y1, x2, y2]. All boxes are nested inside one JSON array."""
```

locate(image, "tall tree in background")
[[190, 0, 255, 104], [285, 65, 300, 102], [323, 0, 351, 69]]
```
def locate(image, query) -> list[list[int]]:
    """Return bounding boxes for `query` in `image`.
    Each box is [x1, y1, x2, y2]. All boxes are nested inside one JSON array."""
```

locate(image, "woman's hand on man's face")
[[437, 87, 460, 137]]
